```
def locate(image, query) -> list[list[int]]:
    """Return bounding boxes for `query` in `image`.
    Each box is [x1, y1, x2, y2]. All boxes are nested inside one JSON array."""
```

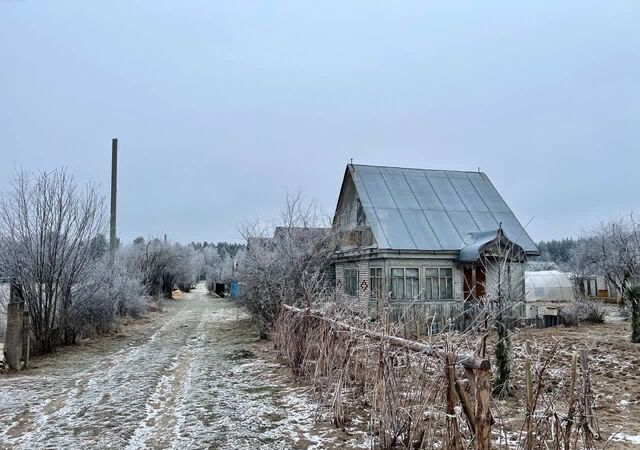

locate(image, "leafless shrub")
[[568, 214, 640, 301], [69, 255, 150, 339], [560, 301, 606, 326], [238, 192, 337, 335]]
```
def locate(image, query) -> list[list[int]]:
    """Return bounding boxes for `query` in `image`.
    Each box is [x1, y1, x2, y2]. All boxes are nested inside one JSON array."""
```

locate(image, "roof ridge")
[[350, 163, 485, 175]]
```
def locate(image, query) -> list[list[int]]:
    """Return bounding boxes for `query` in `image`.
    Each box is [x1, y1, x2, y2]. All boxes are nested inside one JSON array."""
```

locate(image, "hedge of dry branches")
[[272, 301, 604, 450]]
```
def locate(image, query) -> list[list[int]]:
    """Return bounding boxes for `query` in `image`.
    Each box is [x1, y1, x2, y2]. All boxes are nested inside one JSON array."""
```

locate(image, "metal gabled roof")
[[346, 164, 538, 254]]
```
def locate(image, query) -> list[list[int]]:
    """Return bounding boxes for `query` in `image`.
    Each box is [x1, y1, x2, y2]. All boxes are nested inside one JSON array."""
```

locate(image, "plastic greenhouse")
[[525, 270, 575, 302]]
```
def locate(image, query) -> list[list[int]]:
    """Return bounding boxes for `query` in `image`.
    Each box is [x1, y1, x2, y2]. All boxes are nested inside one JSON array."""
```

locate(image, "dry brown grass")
[[271, 301, 613, 449]]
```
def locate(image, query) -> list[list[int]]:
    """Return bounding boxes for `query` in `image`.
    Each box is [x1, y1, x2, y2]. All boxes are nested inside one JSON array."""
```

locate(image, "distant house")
[[247, 227, 330, 253], [332, 164, 539, 325]]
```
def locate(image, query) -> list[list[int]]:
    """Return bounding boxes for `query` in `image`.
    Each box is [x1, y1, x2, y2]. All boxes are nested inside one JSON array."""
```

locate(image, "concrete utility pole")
[[5, 284, 24, 370], [110, 138, 118, 260]]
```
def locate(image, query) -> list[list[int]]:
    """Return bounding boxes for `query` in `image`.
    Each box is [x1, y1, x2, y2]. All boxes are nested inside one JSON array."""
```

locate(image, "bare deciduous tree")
[[0, 169, 106, 353], [591, 215, 640, 298], [238, 192, 336, 335], [122, 238, 199, 297]]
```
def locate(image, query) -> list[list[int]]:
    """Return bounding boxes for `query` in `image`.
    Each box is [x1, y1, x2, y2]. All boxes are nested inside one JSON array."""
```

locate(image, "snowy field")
[[0, 284, 368, 449]]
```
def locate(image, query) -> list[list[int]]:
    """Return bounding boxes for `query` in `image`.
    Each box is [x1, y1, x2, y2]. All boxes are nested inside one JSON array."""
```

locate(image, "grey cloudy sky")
[[1, 1, 638, 244]]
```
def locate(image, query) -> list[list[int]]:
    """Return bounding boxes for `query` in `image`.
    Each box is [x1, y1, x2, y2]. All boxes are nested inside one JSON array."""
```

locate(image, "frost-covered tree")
[[590, 215, 640, 298], [122, 238, 200, 297], [537, 238, 576, 267], [238, 193, 336, 335], [0, 169, 107, 353], [70, 255, 149, 339]]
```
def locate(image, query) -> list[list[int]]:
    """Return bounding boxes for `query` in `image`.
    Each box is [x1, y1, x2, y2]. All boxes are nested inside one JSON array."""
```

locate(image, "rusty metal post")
[[5, 286, 24, 370]]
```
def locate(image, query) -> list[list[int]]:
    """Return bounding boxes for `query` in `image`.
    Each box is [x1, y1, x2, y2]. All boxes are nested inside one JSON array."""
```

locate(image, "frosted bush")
[[560, 301, 606, 326], [71, 256, 150, 338]]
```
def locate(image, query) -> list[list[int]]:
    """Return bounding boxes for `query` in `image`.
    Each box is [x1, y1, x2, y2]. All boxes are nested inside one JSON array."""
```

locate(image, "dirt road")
[[0, 284, 366, 450]]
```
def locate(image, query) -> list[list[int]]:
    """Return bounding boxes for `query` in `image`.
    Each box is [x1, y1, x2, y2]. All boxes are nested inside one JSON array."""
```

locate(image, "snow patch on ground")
[[612, 433, 640, 445]]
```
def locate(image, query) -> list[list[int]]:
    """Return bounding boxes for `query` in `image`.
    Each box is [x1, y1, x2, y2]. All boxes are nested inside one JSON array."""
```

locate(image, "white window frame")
[[369, 267, 383, 299], [424, 267, 454, 300], [389, 267, 420, 300]]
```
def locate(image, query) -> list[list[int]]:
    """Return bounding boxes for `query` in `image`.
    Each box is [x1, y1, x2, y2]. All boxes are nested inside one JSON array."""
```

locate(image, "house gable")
[[333, 168, 377, 248]]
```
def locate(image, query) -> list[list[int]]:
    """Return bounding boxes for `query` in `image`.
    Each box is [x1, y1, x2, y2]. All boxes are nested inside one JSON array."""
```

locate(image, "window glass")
[[406, 268, 419, 277], [345, 268, 358, 296], [406, 268, 419, 299], [390, 268, 404, 299], [439, 268, 453, 299], [369, 267, 383, 299], [424, 268, 438, 278], [425, 268, 438, 300]]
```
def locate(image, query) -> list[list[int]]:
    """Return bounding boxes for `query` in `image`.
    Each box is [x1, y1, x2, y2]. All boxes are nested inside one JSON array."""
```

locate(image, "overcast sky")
[[1, 1, 638, 244]]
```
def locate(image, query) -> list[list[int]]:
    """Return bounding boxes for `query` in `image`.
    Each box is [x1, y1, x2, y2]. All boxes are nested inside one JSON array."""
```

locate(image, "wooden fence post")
[[475, 364, 492, 450], [461, 357, 492, 450], [524, 351, 534, 450], [446, 352, 464, 450]]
